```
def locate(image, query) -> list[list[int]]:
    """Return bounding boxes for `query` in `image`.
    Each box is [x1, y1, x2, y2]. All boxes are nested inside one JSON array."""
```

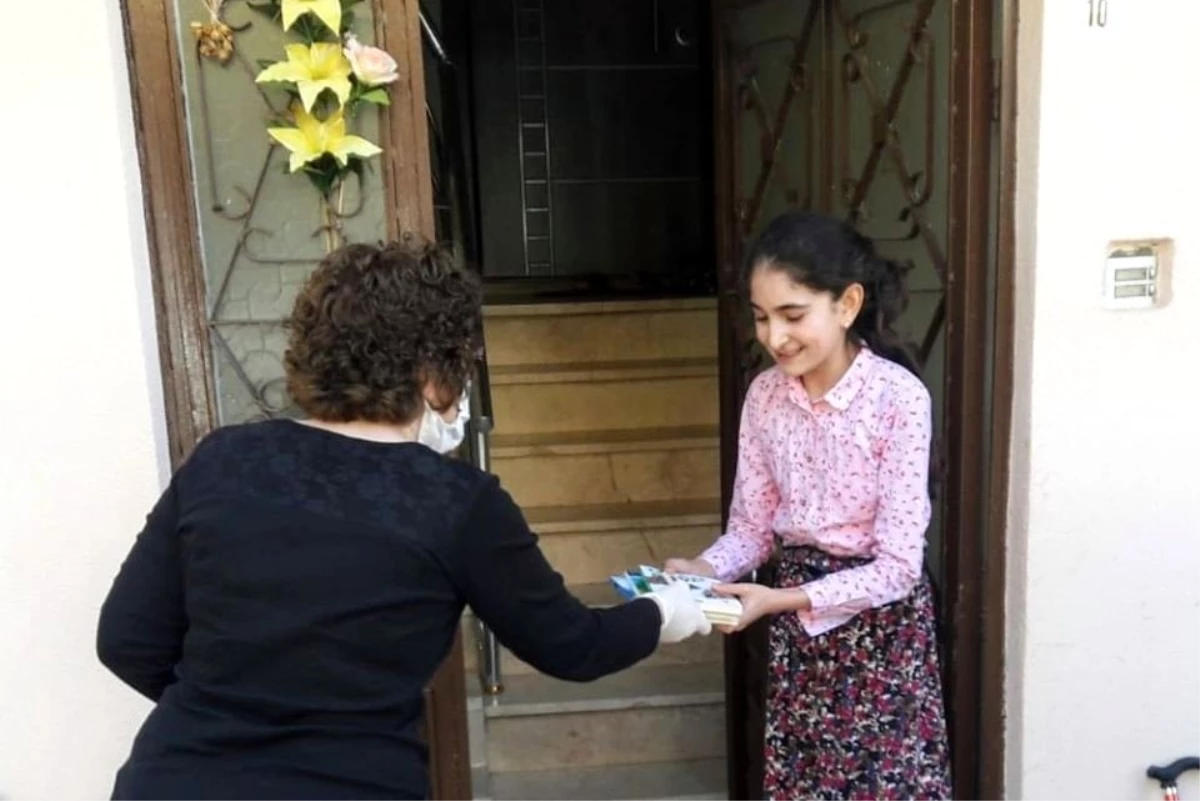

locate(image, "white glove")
[[643, 581, 712, 644]]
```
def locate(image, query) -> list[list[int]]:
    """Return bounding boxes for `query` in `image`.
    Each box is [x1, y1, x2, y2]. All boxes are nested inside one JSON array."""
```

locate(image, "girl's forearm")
[[775, 587, 813, 614]]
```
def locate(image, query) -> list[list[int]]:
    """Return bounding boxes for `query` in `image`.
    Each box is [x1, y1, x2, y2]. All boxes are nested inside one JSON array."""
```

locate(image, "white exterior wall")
[[1006, 1, 1200, 798], [0, 1, 169, 798]]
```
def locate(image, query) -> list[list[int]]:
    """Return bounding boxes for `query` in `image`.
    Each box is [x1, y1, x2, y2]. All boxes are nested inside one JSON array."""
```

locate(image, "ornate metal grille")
[[722, 0, 948, 394]]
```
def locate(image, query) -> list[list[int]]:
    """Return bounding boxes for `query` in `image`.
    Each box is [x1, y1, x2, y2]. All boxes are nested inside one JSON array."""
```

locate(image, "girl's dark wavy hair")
[[284, 235, 481, 424], [742, 211, 920, 377], [743, 211, 941, 496]]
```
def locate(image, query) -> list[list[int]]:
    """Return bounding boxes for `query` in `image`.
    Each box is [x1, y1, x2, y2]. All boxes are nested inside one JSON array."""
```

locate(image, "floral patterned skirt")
[[763, 546, 951, 800]]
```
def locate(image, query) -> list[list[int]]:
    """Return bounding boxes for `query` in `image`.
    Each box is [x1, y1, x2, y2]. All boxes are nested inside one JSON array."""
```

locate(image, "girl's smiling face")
[[749, 264, 864, 389]]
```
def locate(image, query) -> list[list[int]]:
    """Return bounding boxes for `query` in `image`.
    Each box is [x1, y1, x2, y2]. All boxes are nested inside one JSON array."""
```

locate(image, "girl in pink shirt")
[[666, 212, 951, 799]]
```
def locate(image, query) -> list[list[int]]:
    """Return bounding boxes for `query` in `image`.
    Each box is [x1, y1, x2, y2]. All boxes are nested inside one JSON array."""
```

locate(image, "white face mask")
[[416, 392, 469, 454]]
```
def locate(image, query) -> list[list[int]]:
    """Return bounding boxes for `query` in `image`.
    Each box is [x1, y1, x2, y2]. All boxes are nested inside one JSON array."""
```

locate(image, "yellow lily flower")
[[256, 43, 352, 113], [268, 104, 382, 173], [281, 0, 341, 35]]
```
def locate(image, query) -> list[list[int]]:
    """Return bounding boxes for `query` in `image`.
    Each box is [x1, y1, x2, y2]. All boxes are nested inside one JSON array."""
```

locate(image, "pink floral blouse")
[[700, 348, 933, 636]]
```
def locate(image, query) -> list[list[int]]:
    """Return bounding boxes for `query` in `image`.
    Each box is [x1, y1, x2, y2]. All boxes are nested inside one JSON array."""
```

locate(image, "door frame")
[[117, 0, 472, 796], [711, 0, 1016, 798], [121, 0, 1016, 794]]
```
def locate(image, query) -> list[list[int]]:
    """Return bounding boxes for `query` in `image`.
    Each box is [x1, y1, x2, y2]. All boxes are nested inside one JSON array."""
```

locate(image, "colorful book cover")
[[609, 565, 742, 626]]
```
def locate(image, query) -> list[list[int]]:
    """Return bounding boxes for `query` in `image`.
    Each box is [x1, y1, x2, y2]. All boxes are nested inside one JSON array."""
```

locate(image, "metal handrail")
[[418, 6, 450, 67], [420, 3, 501, 696], [465, 346, 502, 695]]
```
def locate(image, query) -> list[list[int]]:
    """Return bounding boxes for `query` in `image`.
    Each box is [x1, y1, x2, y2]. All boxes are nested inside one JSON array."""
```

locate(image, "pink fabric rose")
[[344, 34, 398, 87]]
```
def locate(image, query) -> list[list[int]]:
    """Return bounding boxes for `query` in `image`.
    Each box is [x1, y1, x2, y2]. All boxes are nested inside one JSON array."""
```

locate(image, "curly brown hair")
[[284, 236, 482, 424]]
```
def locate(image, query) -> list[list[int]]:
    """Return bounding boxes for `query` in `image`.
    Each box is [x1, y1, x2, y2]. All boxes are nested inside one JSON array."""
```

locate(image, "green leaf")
[[300, 15, 336, 43], [305, 175, 332, 198], [294, 15, 318, 43], [246, 0, 282, 22], [359, 88, 390, 106], [295, 10, 340, 42], [303, 154, 345, 198]]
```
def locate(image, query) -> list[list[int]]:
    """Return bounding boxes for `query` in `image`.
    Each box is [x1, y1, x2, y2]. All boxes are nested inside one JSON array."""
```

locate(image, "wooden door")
[[710, 0, 999, 797], [119, 0, 471, 796]]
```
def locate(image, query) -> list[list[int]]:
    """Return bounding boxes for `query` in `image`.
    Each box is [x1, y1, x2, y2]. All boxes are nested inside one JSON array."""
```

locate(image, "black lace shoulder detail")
[[176, 420, 491, 542]]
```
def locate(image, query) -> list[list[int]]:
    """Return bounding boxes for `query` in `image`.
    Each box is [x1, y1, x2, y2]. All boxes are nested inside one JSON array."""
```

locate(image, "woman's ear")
[[421, 378, 461, 416], [421, 381, 449, 411], [839, 283, 865, 329]]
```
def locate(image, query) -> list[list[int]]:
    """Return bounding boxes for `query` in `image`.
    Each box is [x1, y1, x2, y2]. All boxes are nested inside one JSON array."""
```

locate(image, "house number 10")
[[1087, 0, 1108, 27]]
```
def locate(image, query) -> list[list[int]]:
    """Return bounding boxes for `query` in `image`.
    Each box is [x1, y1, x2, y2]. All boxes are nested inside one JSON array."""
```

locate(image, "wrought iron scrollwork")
[[180, 0, 398, 423], [728, 0, 948, 377]]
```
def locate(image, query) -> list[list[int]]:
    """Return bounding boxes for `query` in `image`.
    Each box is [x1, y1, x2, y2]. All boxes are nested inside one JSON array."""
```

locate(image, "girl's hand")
[[711, 584, 810, 633], [663, 557, 717, 578]]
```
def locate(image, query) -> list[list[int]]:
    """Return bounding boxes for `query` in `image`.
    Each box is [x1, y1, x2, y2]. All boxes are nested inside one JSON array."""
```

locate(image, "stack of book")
[[609, 564, 742, 628]]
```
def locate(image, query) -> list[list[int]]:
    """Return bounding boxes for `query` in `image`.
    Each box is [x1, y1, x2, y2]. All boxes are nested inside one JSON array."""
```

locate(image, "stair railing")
[[464, 345, 503, 695], [420, 4, 501, 696]]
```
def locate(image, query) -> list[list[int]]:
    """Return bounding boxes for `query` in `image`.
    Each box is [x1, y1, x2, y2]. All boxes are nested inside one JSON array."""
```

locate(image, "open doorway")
[[423, 0, 718, 301], [422, 0, 1003, 798]]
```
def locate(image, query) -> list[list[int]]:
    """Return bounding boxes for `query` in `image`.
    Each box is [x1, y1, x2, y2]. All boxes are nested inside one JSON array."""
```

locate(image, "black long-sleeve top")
[[97, 420, 660, 800]]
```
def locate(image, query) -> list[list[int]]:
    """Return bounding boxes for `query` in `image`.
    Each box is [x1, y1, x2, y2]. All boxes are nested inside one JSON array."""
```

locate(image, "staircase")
[[463, 298, 728, 800]]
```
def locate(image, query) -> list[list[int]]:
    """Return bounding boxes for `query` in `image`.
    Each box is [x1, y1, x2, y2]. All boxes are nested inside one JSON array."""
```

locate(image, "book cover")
[[609, 565, 742, 627]]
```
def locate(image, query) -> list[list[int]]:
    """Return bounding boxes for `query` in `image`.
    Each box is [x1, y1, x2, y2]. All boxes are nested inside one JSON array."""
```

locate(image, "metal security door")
[[712, 0, 996, 796]]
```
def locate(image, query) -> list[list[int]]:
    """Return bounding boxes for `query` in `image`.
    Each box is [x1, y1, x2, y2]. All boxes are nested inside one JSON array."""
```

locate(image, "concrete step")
[[522, 498, 722, 585], [489, 757, 727, 800], [524, 497, 722, 535], [491, 426, 719, 509], [535, 524, 718, 586], [477, 663, 726, 773], [482, 298, 717, 368], [489, 358, 719, 436], [528, 498, 721, 586], [463, 583, 725, 679], [491, 426, 720, 457], [490, 357, 715, 386]]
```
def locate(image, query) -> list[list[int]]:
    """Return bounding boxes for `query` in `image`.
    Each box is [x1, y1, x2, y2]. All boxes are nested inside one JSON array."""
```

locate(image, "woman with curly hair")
[[96, 237, 710, 800]]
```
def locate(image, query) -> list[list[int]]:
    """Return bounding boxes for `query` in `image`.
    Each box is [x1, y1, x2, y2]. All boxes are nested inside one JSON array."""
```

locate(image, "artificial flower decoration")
[[268, 103, 381, 174], [281, 0, 341, 36], [343, 34, 399, 87], [256, 43, 352, 112], [191, 0, 234, 62], [241, 0, 397, 247], [192, 20, 235, 62]]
